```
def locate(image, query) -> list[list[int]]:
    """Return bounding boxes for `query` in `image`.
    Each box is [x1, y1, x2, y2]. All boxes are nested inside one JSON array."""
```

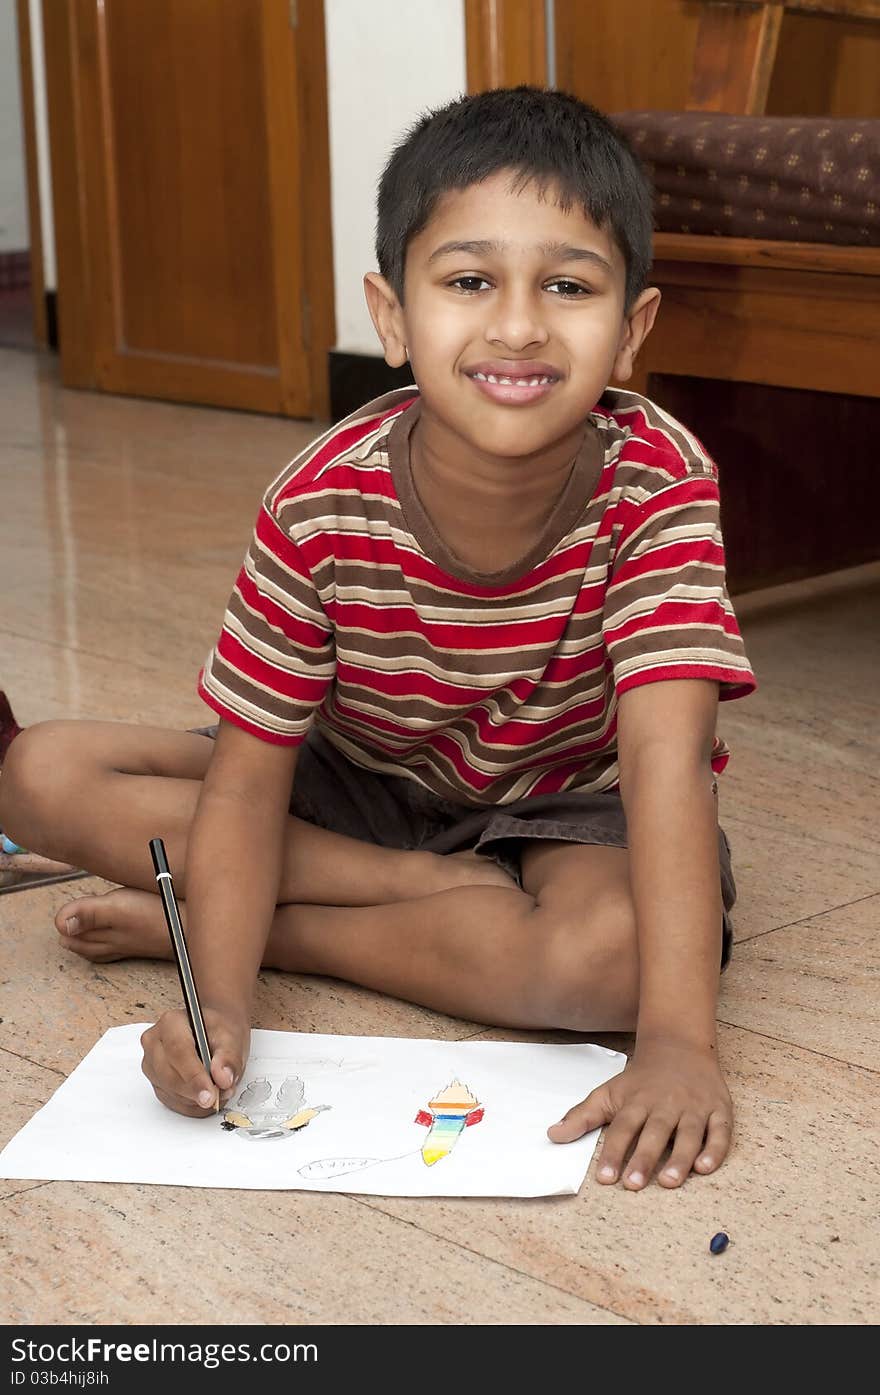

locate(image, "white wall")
[[324, 0, 466, 355], [29, 0, 55, 287], [0, 1, 29, 251], [0, 0, 55, 282]]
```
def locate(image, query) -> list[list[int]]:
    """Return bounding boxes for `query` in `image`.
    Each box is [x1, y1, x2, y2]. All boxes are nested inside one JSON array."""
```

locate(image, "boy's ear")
[[363, 273, 408, 369], [612, 287, 661, 383]]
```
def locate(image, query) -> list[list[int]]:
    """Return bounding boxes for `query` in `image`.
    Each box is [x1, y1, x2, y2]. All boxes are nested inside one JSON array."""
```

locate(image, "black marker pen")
[[148, 836, 218, 1112]]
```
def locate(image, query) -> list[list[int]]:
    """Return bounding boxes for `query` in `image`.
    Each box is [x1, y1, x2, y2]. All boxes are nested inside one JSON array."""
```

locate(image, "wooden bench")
[[618, 1, 880, 590], [630, 1, 880, 400], [633, 234, 879, 400]]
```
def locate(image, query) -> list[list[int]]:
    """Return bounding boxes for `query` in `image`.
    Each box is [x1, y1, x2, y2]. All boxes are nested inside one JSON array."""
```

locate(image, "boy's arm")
[[619, 677, 723, 1051], [186, 717, 299, 1011], [549, 678, 733, 1188], [141, 718, 299, 1115]]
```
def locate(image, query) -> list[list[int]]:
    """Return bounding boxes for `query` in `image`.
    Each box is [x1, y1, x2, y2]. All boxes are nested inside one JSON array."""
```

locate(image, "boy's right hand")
[[140, 1007, 250, 1117]]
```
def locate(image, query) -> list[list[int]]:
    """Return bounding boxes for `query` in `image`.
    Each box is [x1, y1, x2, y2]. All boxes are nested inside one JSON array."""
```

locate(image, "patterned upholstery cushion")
[[612, 111, 880, 245]]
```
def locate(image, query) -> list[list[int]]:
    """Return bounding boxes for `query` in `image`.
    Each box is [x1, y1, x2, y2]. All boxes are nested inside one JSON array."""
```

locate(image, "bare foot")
[[54, 851, 517, 965], [55, 888, 173, 963]]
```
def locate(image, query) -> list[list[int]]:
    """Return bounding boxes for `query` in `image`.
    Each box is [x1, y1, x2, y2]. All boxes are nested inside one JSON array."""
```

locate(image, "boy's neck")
[[412, 409, 589, 512], [406, 407, 600, 577]]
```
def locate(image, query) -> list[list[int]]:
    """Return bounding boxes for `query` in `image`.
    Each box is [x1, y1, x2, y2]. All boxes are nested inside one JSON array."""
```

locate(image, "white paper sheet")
[[0, 1026, 626, 1197]]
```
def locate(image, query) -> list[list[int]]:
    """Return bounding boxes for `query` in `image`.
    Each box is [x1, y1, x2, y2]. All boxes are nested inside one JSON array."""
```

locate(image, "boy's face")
[[365, 171, 659, 463]]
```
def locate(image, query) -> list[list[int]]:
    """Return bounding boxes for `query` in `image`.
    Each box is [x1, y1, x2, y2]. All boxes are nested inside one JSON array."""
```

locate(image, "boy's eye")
[[545, 279, 591, 298], [446, 275, 592, 297], [448, 275, 490, 294]]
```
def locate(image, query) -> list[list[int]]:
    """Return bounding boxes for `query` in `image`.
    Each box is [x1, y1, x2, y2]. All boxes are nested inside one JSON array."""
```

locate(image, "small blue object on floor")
[[709, 1231, 730, 1254], [1, 835, 26, 855]]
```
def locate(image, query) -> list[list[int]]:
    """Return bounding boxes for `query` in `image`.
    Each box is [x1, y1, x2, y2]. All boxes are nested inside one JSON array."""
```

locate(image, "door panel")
[[45, 0, 332, 418], [106, 1, 278, 367]]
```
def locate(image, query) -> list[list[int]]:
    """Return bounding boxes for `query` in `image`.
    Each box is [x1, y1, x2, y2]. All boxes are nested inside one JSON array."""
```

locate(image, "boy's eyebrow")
[[426, 239, 614, 272]]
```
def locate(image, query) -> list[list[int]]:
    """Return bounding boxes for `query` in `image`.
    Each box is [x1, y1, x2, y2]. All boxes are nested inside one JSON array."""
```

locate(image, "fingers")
[[206, 1010, 250, 1104], [572, 1046, 734, 1189], [656, 1113, 706, 1188], [211, 1051, 241, 1104], [601, 1109, 733, 1189], [618, 1114, 681, 1190], [141, 1011, 246, 1117], [151, 1083, 211, 1117], [141, 1017, 215, 1116], [595, 1105, 648, 1184], [693, 1111, 733, 1175], [547, 1085, 613, 1144]]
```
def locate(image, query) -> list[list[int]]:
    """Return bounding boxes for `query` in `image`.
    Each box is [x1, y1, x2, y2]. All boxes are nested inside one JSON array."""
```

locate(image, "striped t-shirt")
[[199, 387, 756, 806]]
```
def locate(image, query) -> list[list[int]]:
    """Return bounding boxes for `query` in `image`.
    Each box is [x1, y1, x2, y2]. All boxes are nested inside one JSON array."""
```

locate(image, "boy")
[[0, 87, 755, 1191]]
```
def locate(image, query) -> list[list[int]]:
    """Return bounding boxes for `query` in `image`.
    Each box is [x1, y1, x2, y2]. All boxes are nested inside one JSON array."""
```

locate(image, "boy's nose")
[[485, 291, 549, 353]]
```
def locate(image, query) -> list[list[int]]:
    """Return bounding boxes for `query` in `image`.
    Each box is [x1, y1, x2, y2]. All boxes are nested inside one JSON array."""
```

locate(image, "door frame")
[[15, 0, 48, 348], [465, 0, 548, 92], [40, 0, 335, 419]]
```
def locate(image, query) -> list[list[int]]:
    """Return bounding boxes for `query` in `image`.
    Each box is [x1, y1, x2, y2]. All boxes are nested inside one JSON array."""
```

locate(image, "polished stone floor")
[[1, 347, 877, 1325]]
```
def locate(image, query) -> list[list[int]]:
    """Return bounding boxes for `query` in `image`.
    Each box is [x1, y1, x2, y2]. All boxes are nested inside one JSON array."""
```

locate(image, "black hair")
[[375, 86, 654, 310]]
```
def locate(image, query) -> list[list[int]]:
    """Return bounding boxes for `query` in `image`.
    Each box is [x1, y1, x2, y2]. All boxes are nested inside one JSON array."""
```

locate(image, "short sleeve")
[[603, 473, 756, 700], [198, 503, 335, 743]]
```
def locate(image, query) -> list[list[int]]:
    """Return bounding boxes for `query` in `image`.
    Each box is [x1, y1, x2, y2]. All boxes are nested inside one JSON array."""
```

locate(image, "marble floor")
[[0, 347, 877, 1325]]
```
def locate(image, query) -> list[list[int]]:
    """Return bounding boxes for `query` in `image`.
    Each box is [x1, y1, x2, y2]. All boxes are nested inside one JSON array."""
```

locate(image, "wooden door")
[[42, 0, 333, 418]]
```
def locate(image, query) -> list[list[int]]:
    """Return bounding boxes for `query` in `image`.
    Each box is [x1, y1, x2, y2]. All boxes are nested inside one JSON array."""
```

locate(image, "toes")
[[55, 899, 90, 936], [59, 932, 121, 963], [54, 897, 117, 960]]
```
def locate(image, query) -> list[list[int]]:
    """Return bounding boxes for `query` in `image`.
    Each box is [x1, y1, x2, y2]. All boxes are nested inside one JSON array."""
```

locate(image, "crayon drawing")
[[0, 1026, 628, 1196], [298, 1077, 483, 1179], [416, 1079, 483, 1165], [222, 1074, 329, 1142]]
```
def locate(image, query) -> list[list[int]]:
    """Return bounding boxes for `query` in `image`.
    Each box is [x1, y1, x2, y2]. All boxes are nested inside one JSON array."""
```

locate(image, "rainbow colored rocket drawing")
[[414, 1080, 483, 1166]]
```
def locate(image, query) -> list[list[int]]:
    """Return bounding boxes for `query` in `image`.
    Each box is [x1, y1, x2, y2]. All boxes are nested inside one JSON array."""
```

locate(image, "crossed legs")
[[0, 720, 640, 1032]]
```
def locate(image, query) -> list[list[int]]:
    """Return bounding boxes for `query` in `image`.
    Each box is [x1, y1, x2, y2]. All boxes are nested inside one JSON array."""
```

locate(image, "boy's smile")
[[463, 357, 560, 406], [365, 171, 659, 482]]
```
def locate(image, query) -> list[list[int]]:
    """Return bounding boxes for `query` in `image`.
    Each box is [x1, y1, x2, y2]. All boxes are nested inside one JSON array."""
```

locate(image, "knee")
[[534, 900, 640, 1032], [0, 721, 81, 832]]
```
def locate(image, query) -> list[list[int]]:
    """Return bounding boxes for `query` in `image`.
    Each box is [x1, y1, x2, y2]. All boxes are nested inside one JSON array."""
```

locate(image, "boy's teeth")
[[472, 372, 553, 386]]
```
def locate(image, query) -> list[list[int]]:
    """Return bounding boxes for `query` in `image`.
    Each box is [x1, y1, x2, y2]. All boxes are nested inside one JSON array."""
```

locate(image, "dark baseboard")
[[329, 349, 414, 422], [0, 249, 30, 290], [46, 291, 58, 349]]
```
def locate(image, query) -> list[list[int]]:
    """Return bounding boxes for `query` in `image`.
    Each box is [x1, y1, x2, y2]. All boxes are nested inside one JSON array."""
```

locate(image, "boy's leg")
[[265, 840, 639, 1031], [0, 720, 511, 909], [58, 841, 639, 1033], [3, 722, 639, 1030]]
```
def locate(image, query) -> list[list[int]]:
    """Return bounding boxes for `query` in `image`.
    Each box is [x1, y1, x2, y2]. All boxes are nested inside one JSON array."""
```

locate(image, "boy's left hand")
[[547, 1038, 733, 1189]]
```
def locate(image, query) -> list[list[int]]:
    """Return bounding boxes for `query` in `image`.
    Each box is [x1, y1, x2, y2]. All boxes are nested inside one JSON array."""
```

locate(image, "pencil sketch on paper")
[[298, 1078, 484, 1180], [298, 1152, 416, 1180], [222, 1075, 330, 1142]]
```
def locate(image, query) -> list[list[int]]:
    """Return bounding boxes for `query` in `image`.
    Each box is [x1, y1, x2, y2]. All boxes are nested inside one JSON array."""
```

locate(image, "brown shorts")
[[198, 724, 736, 968]]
